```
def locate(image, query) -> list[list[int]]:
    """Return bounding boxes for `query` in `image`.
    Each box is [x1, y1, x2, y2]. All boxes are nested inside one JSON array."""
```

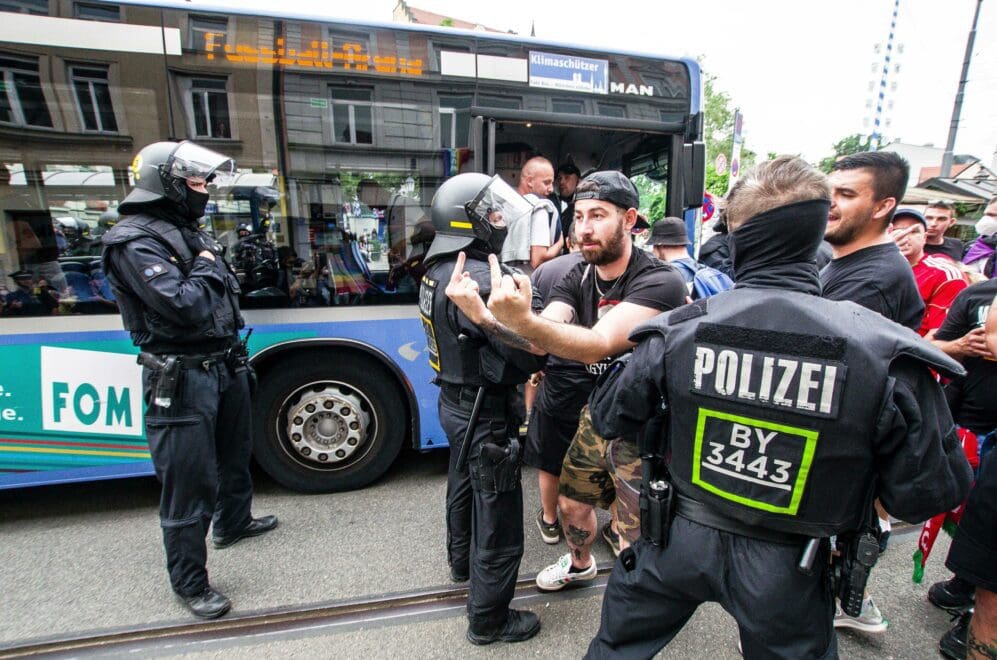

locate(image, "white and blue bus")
[[0, 0, 704, 492]]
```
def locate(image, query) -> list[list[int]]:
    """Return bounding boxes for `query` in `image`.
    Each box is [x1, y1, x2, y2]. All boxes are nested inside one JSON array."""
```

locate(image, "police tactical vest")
[[102, 213, 243, 351], [638, 288, 960, 537], [420, 256, 528, 387]]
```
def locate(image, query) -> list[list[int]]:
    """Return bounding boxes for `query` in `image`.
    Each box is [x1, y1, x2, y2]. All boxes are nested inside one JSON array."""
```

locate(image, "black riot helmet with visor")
[[425, 173, 533, 264], [118, 141, 235, 219]]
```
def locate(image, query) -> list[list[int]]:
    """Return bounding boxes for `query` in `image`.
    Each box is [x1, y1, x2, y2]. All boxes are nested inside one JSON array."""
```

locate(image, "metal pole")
[[868, 0, 901, 151], [941, 0, 984, 178]]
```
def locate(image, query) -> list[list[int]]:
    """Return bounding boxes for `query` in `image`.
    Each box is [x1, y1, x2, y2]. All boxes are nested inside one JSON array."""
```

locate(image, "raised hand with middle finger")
[[485, 254, 533, 331], [444, 251, 488, 324]]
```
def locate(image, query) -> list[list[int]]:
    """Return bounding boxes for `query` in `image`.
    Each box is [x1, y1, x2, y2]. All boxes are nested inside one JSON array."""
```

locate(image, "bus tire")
[[252, 354, 405, 493]]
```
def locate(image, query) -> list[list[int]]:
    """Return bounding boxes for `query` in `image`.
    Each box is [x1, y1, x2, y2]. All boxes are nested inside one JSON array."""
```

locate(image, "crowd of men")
[[422, 150, 995, 658], [74, 137, 996, 658]]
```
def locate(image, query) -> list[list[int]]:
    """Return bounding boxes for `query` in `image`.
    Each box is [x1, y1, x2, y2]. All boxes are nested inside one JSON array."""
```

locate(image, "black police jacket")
[[590, 286, 973, 539], [420, 251, 542, 387], [101, 212, 243, 353]]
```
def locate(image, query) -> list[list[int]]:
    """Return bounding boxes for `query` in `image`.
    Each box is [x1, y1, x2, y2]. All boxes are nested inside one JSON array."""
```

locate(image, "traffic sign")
[[702, 192, 715, 222], [714, 153, 727, 175]]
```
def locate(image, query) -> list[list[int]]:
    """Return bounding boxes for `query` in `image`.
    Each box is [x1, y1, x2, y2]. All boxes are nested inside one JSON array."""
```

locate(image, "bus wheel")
[[252, 355, 405, 493]]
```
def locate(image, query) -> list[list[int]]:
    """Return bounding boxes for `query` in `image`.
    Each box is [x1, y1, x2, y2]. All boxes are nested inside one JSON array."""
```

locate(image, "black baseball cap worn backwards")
[[574, 171, 639, 210]]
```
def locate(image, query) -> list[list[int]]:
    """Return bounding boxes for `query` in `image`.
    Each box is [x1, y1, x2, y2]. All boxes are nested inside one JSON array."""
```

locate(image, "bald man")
[[501, 156, 563, 274]]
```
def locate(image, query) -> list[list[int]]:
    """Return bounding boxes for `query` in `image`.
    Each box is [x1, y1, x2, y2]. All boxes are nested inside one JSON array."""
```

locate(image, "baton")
[[455, 385, 486, 474]]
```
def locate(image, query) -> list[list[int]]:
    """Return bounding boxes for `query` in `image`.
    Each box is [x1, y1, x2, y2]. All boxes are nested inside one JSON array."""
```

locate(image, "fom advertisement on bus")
[[0, 340, 149, 475]]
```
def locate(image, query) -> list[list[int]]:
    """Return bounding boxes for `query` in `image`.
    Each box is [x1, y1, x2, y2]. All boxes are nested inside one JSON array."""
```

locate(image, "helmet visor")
[[166, 142, 235, 184], [464, 175, 533, 232]]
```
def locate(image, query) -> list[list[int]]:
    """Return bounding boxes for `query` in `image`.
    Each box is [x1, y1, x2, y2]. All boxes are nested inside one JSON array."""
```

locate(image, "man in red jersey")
[[892, 208, 969, 337]]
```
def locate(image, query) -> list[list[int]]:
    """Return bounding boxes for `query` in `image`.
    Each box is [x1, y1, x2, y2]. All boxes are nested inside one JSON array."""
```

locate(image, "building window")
[[330, 87, 372, 144], [0, 0, 47, 15], [597, 103, 626, 118], [552, 99, 584, 114], [70, 64, 117, 132], [439, 94, 471, 148], [478, 95, 520, 110], [0, 55, 52, 127], [189, 15, 227, 52], [74, 2, 118, 21], [188, 77, 231, 138]]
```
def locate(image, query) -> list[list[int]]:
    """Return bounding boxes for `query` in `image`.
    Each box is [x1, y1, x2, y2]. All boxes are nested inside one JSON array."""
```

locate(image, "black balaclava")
[[484, 226, 508, 255], [729, 199, 829, 295], [184, 187, 210, 221]]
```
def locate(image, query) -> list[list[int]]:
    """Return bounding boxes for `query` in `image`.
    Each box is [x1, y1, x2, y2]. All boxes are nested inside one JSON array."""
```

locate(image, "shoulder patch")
[[141, 262, 169, 281], [669, 298, 709, 325]]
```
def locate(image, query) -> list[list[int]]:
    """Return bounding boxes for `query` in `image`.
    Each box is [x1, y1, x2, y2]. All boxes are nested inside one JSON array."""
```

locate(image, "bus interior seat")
[[347, 240, 393, 295], [60, 261, 87, 274], [64, 271, 95, 300]]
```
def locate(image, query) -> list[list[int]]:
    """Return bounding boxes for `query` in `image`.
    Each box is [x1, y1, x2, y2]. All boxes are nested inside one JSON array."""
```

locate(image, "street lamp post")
[[940, 0, 984, 179]]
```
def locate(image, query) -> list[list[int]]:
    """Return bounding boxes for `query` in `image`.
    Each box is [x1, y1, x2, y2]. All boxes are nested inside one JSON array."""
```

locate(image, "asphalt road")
[[0, 447, 962, 658]]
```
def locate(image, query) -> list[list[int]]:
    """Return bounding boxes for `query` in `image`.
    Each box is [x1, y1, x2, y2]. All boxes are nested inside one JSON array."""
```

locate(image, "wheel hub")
[[285, 385, 370, 465]]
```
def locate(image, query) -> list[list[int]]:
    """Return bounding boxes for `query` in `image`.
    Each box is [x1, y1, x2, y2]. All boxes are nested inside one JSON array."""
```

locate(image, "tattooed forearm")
[[967, 628, 997, 659], [480, 315, 535, 352]]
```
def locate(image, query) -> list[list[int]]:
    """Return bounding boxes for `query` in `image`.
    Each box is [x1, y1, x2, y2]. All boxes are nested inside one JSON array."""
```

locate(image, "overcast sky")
[[196, 0, 997, 165]]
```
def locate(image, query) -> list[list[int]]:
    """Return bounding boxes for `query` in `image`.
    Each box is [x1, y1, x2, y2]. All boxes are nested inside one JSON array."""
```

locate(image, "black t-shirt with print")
[[934, 279, 997, 431], [538, 248, 686, 416]]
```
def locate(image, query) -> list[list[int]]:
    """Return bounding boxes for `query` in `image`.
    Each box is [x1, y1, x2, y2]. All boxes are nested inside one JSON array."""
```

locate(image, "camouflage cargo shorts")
[[558, 404, 642, 543]]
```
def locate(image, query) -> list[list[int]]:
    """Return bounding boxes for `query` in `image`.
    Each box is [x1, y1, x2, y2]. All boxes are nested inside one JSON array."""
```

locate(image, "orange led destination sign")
[[204, 34, 424, 76]]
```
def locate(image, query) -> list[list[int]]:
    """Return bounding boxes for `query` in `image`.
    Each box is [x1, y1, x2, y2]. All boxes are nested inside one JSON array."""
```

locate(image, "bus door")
[[469, 108, 700, 220]]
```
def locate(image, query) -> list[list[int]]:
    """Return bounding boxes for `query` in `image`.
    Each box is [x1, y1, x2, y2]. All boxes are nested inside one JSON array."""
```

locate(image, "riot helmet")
[[425, 173, 533, 263], [118, 141, 234, 220], [98, 209, 119, 228]]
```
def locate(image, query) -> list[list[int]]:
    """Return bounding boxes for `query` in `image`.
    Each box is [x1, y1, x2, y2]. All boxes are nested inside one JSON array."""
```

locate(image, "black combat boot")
[[466, 609, 541, 645], [179, 586, 231, 619], [929, 576, 976, 612], [939, 610, 972, 660], [212, 515, 279, 549]]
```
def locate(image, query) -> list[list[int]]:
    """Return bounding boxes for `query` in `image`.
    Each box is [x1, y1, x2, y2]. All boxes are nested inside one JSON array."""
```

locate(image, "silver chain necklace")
[[593, 271, 619, 298]]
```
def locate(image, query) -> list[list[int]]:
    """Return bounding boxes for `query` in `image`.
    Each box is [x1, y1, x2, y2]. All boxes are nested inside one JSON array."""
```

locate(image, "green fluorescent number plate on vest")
[[691, 408, 818, 516]]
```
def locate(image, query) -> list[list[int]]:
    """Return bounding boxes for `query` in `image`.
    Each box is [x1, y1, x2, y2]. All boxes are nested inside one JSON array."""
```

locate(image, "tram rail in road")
[[0, 568, 613, 658]]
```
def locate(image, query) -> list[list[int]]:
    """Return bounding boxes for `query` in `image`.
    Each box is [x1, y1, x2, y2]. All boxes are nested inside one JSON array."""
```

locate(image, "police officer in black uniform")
[[584, 157, 973, 658], [420, 173, 544, 645], [101, 141, 277, 619]]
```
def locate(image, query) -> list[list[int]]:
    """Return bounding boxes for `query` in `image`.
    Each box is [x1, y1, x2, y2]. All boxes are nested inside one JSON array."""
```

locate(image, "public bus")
[[0, 0, 704, 492]]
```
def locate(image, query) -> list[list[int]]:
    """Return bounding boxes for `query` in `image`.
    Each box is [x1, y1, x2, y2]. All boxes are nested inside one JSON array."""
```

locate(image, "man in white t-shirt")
[[501, 156, 563, 275]]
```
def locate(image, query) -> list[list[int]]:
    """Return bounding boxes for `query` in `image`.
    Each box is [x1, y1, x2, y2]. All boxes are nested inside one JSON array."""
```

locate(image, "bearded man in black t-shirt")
[[446, 171, 686, 591]]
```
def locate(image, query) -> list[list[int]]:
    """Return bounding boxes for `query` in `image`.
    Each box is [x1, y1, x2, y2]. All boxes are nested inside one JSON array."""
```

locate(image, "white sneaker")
[[834, 596, 888, 633], [536, 553, 597, 592]]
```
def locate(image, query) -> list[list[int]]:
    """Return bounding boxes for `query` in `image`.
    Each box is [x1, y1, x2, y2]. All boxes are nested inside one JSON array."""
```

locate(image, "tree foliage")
[[632, 174, 666, 222], [818, 133, 869, 173], [636, 63, 756, 222], [701, 65, 756, 198]]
